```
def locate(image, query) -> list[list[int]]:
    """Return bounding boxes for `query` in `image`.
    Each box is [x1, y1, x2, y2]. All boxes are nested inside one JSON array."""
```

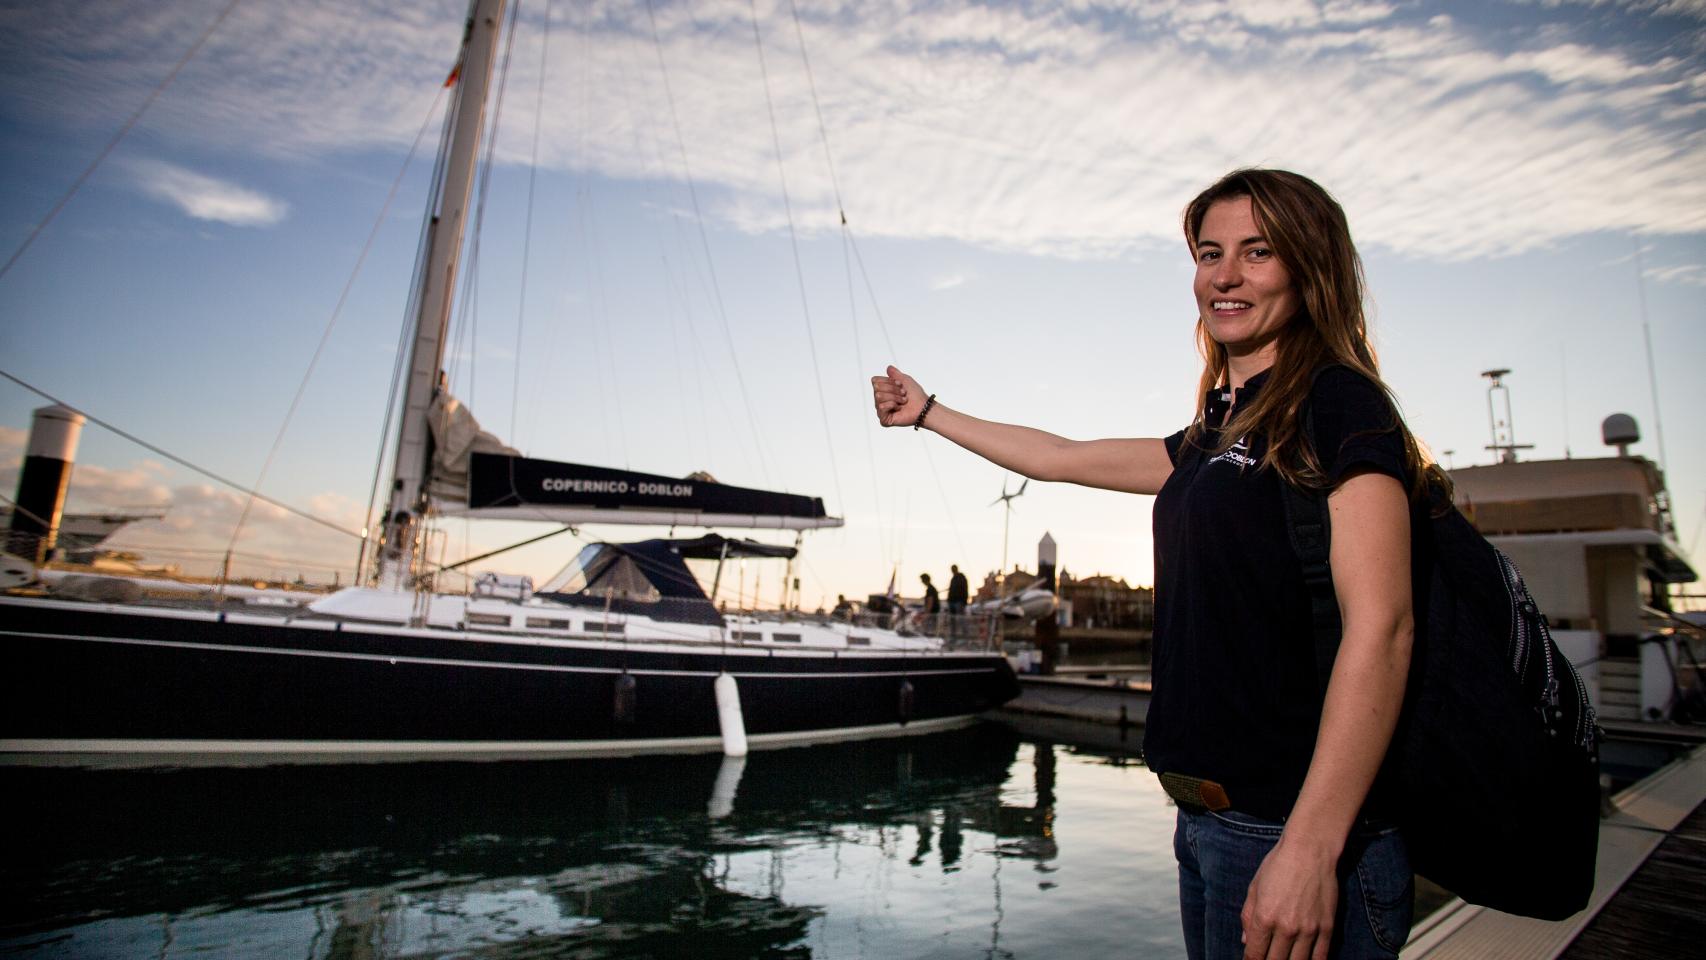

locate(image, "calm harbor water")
[[5, 722, 1189, 959]]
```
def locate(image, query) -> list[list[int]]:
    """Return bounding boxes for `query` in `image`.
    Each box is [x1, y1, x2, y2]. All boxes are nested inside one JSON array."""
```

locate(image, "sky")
[[0, 0, 1702, 611]]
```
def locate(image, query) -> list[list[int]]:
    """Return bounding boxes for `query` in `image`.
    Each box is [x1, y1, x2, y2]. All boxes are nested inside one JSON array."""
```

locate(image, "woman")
[[872, 169, 1440, 960]]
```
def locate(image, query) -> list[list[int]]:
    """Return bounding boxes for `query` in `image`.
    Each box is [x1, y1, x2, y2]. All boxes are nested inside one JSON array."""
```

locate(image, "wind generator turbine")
[[991, 476, 1028, 642]]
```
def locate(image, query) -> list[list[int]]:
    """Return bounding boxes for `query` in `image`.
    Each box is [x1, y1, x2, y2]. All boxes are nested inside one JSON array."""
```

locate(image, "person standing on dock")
[[947, 564, 969, 636], [873, 168, 1435, 960], [919, 572, 941, 633]]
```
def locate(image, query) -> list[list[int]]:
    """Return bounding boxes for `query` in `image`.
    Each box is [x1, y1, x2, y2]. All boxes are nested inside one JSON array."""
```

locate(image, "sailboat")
[[0, 0, 1018, 766]]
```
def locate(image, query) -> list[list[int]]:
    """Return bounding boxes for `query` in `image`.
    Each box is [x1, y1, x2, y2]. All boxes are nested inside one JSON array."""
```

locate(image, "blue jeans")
[[1174, 808, 1413, 959]]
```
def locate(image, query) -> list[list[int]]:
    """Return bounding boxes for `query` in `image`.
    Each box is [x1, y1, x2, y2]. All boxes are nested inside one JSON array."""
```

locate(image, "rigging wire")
[[780, 0, 968, 564], [837, 227, 889, 565], [619, 25, 711, 471], [588, 211, 632, 469], [661, 254, 714, 467], [845, 212, 969, 563], [661, 244, 755, 473], [518, 3, 583, 461], [843, 230, 900, 359], [0, 0, 244, 285], [560, 163, 629, 468], [594, 234, 633, 471], [785, 0, 888, 565], [361, 218, 443, 578], [511, 0, 555, 448], [439, 522, 578, 573], [223, 82, 452, 585], [917, 436, 972, 562], [612, 15, 757, 477], [0, 368, 361, 539], [746, 0, 847, 517], [564, 9, 629, 469], [666, 212, 762, 472], [643, 0, 774, 484]]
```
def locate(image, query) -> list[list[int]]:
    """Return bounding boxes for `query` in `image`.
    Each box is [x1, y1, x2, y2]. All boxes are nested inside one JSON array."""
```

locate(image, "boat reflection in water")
[[7, 722, 1187, 958]]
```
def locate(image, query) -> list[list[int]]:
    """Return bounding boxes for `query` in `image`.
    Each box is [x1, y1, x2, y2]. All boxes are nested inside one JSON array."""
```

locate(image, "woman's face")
[[1192, 195, 1300, 366]]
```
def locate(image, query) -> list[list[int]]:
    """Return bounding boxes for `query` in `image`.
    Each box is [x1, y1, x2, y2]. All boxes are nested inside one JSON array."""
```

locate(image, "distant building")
[[1059, 571, 1153, 630], [973, 566, 1036, 602], [975, 565, 1153, 630]]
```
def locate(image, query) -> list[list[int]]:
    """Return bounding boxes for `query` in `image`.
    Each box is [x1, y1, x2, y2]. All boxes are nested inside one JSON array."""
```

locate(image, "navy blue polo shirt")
[[1144, 365, 1409, 821]]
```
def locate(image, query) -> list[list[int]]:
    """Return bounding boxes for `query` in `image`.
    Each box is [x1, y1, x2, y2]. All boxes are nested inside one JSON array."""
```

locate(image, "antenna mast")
[[1632, 238, 1670, 476], [1481, 369, 1534, 465]]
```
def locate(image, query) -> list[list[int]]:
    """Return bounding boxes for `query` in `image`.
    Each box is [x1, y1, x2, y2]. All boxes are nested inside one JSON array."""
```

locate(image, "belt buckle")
[[1158, 772, 1231, 811]]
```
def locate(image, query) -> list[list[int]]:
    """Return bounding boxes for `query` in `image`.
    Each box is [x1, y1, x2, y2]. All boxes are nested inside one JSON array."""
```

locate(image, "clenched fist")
[[871, 365, 928, 428]]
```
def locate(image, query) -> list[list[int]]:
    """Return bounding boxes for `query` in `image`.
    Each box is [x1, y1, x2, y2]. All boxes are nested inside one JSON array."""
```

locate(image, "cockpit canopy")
[[537, 535, 798, 625], [542, 543, 667, 602]]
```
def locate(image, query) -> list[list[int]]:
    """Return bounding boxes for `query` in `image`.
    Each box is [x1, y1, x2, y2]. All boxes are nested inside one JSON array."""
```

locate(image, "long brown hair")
[[1181, 168, 1445, 499]]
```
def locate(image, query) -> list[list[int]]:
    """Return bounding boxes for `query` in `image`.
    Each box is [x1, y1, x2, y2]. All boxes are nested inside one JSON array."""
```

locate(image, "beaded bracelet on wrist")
[[913, 394, 937, 431]]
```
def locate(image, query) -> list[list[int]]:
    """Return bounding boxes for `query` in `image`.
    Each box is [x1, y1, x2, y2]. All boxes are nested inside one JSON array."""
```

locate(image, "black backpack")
[[1283, 404, 1602, 921]]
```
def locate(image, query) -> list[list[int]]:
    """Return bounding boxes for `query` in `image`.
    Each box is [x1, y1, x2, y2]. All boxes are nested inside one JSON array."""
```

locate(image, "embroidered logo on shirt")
[[1207, 435, 1258, 470]]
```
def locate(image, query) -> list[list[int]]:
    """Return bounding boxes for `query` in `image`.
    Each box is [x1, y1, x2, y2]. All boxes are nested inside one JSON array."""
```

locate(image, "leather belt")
[[1157, 772, 1231, 812]]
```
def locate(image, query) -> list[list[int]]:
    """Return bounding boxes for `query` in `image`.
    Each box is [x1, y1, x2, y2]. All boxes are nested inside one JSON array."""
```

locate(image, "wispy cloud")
[[1644, 263, 1706, 285], [3, 0, 1702, 260], [494, 0, 1706, 260], [1519, 0, 1706, 20], [0, 426, 22, 467], [930, 273, 970, 291], [128, 159, 288, 226], [102, 481, 363, 580]]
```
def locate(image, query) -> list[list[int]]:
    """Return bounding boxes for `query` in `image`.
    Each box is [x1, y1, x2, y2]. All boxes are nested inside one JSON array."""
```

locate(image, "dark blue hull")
[[1, 597, 1020, 762]]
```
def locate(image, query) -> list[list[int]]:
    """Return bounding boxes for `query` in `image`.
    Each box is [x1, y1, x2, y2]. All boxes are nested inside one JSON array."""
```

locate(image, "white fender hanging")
[[714, 672, 748, 757], [707, 753, 747, 818]]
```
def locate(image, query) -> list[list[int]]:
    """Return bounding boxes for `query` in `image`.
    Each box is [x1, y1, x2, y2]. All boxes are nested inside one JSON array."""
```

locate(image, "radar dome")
[[1602, 413, 1639, 454]]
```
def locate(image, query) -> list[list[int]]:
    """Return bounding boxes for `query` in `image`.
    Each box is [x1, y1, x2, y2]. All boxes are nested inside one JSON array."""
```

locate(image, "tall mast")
[[376, 0, 507, 591]]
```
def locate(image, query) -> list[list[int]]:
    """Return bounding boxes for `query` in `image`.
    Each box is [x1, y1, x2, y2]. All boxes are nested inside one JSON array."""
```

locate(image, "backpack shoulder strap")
[[1280, 463, 1341, 698], [1281, 364, 1345, 697]]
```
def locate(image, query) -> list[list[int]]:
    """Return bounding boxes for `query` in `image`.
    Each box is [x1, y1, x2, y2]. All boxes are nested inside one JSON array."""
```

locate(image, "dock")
[[1001, 667, 1152, 726], [1560, 792, 1706, 959]]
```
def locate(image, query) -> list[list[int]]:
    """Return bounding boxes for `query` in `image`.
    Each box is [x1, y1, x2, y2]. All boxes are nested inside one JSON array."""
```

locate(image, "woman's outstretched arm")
[[872, 365, 1173, 495]]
